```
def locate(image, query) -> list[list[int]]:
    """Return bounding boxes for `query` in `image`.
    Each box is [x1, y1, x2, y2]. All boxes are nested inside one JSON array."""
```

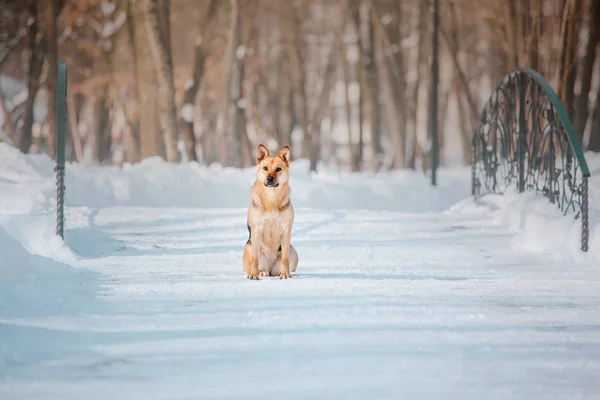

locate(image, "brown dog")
[[243, 144, 299, 280]]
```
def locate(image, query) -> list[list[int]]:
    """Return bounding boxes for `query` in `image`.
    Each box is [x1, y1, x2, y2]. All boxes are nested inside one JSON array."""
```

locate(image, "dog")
[[243, 144, 299, 280]]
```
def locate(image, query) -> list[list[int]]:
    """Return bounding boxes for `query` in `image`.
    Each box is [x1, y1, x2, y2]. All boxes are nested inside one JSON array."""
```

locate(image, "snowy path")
[[2, 205, 600, 399]]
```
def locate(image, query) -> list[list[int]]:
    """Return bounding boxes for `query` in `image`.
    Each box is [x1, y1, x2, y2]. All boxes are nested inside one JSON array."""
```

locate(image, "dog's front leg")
[[279, 228, 292, 279], [248, 226, 261, 280]]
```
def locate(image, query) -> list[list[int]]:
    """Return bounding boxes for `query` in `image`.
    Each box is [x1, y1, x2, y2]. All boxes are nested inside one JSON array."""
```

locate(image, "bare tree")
[[557, 0, 582, 124], [3, 0, 599, 169], [179, 0, 218, 162], [233, 0, 257, 167], [133, 0, 164, 159], [19, 0, 45, 154], [45, 0, 60, 159], [216, 0, 239, 167], [589, 87, 600, 152], [143, 0, 180, 162], [288, 0, 310, 161], [306, 0, 348, 172], [363, 2, 382, 170], [575, 0, 600, 143]]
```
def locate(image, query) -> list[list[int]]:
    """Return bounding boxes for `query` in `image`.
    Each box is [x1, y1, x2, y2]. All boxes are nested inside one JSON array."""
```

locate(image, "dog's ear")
[[278, 146, 291, 166], [257, 144, 270, 163]]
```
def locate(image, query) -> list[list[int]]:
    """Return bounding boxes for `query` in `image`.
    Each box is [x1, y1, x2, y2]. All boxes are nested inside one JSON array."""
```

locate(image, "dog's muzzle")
[[264, 175, 279, 187]]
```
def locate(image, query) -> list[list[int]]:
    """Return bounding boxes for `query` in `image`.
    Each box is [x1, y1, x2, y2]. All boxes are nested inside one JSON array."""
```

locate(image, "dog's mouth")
[[264, 182, 279, 187]]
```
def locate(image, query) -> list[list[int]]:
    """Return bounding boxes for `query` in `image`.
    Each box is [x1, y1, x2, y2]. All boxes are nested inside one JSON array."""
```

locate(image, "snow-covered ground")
[[1, 143, 599, 399]]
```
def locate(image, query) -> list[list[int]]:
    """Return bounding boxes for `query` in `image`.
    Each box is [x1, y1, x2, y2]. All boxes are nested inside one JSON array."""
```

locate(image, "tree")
[[557, 0, 582, 126], [179, 0, 218, 162], [143, 0, 180, 163], [132, 0, 164, 159], [575, 0, 600, 144], [44, 0, 61, 159], [18, 1, 45, 153]]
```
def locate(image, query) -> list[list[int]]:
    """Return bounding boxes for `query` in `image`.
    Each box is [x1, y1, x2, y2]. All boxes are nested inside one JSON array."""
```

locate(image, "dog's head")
[[255, 144, 291, 188]]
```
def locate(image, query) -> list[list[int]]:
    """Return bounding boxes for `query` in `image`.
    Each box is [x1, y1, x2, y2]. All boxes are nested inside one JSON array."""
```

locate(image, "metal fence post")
[[56, 60, 67, 239], [582, 176, 589, 252]]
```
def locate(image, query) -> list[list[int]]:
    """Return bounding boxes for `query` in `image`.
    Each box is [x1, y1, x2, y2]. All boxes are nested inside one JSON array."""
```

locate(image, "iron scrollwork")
[[472, 69, 591, 252]]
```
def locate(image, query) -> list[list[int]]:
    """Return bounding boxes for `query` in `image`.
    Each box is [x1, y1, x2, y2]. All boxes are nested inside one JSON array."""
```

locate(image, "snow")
[[236, 97, 248, 109], [101, 0, 116, 17], [179, 103, 194, 123], [1, 143, 599, 399], [102, 12, 126, 39], [184, 78, 195, 91], [236, 44, 246, 60]]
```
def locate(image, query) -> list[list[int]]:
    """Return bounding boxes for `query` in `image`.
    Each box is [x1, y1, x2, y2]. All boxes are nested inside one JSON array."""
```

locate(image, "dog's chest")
[[258, 213, 289, 236]]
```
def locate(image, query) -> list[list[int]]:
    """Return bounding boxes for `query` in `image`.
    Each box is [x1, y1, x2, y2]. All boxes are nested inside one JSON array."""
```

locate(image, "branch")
[[0, 27, 26, 68], [439, 26, 479, 128]]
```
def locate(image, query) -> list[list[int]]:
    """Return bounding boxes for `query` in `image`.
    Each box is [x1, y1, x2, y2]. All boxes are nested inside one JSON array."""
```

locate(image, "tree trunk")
[[379, 49, 403, 170], [67, 89, 84, 162], [274, 61, 294, 148], [91, 88, 110, 163], [507, 0, 520, 67], [575, 0, 600, 144], [19, 2, 44, 154], [236, 0, 258, 168], [557, 0, 582, 124], [45, 0, 59, 159], [365, 5, 382, 171], [350, 0, 364, 171], [447, 0, 472, 165], [198, 93, 216, 164], [143, 0, 180, 163], [341, 41, 356, 172], [408, 0, 428, 170], [133, 0, 164, 159], [125, 0, 141, 163], [369, 0, 407, 169], [588, 86, 600, 152], [356, 75, 364, 172], [231, 38, 247, 168], [528, 0, 542, 72], [289, 0, 310, 160], [454, 73, 471, 165], [179, 0, 217, 162], [284, 88, 295, 147], [216, 0, 239, 166], [307, 1, 347, 172], [0, 91, 17, 145]]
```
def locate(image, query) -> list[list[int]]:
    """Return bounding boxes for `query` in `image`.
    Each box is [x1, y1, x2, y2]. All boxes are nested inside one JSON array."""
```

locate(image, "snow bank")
[[0, 222, 90, 317], [0, 143, 471, 212], [0, 142, 469, 292], [449, 151, 600, 262]]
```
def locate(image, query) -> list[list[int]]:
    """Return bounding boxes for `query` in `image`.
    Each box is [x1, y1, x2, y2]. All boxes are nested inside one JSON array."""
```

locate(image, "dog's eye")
[[276, 167, 281, 172], [263, 166, 268, 171]]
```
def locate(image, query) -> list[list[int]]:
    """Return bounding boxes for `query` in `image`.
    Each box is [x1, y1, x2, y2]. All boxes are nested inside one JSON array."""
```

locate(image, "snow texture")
[[184, 78, 195, 91], [179, 103, 194, 123], [0, 143, 599, 399]]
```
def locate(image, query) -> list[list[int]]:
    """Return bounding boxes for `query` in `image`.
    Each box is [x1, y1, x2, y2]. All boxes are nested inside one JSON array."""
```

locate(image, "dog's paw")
[[247, 272, 260, 280], [279, 271, 291, 279], [258, 270, 269, 277]]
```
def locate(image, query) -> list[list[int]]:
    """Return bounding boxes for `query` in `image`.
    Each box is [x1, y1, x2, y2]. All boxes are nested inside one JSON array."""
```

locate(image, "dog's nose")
[[267, 175, 275, 183]]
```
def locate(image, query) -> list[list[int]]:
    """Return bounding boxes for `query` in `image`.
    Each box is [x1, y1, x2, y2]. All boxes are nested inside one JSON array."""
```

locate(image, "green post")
[[56, 60, 67, 239]]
